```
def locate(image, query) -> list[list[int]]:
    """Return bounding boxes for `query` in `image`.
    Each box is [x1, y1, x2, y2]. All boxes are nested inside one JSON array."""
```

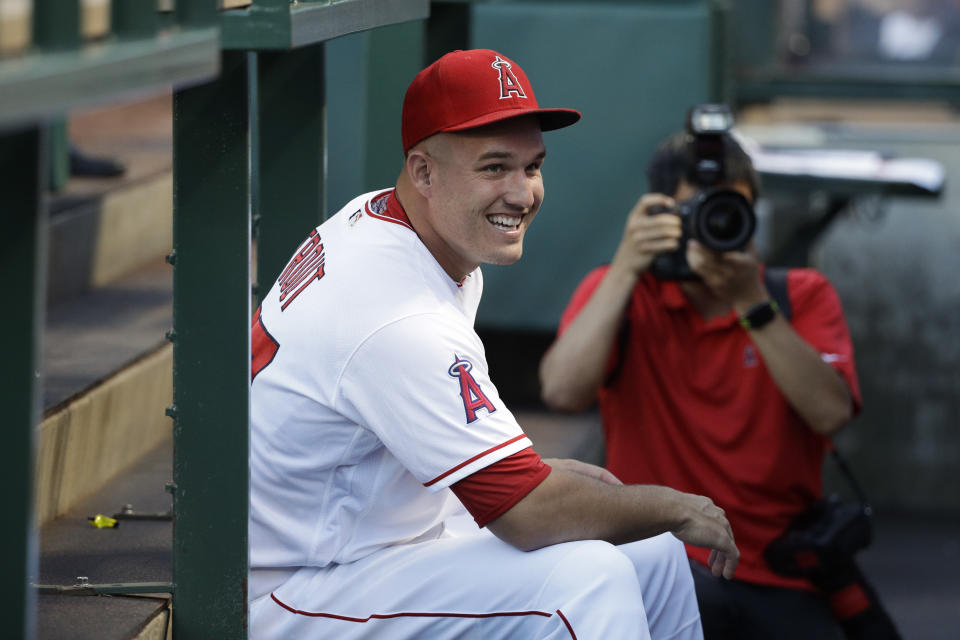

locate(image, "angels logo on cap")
[[492, 56, 527, 100], [401, 49, 581, 153]]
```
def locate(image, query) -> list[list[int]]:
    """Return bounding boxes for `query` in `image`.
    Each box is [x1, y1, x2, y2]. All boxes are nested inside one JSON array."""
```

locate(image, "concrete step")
[[36, 94, 175, 639], [37, 438, 173, 640]]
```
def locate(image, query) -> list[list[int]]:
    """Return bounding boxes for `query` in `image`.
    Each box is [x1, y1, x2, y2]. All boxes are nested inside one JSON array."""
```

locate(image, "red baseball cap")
[[401, 49, 581, 153]]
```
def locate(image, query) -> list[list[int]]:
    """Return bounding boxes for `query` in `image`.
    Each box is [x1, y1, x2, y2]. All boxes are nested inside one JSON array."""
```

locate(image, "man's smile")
[[486, 213, 524, 232]]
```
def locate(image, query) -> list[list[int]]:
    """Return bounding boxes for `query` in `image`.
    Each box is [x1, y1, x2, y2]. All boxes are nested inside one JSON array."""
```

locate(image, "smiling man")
[[248, 49, 738, 640]]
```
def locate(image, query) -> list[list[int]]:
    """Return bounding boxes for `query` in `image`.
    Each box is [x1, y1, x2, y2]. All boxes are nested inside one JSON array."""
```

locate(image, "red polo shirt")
[[557, 267, 861, 590]]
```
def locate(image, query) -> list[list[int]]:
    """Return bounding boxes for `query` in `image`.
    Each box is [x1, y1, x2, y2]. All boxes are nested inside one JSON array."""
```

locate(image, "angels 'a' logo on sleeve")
[[448, 355, 496, 423]]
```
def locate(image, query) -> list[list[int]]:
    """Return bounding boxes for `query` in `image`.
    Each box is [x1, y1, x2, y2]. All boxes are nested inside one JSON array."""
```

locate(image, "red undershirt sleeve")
[[450, 447, 551, 528]]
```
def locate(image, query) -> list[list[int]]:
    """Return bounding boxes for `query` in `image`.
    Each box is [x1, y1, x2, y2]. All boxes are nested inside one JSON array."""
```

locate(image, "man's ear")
[[406, 150, 434, 197]]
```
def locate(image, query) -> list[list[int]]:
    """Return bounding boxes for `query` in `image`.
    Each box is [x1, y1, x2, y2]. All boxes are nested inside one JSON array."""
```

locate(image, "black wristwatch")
[[738, 300, 780, 330]]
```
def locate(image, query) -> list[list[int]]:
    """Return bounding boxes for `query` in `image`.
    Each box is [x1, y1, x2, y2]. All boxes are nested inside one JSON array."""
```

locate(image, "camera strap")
[[827, 443, 873, 509], [763, 267, 792, 321]]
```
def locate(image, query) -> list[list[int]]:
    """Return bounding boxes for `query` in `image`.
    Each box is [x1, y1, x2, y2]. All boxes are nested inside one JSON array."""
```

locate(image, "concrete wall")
[[745, 108, 960, 514], [818, 129, 960, 514]]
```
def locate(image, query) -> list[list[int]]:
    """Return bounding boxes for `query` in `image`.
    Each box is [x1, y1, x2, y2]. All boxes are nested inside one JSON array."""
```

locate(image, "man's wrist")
[[606, 258, 642, 289], [738, 299, 780, 330]]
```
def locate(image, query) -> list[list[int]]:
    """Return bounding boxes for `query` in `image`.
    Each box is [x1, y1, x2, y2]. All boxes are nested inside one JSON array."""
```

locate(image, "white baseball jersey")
[[249, 188, 533, 572]]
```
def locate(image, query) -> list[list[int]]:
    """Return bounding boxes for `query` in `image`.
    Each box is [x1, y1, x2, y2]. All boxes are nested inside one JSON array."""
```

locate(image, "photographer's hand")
[[686, 239, 767, 310], [611, 194, 683, 277]]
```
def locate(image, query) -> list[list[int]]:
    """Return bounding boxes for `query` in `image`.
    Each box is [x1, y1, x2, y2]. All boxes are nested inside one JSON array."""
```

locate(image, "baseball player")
[[248, 49, 738, 639]]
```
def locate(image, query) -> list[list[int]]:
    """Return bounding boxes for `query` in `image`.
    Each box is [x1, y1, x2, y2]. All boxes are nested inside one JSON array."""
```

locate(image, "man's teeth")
[[488, 215, 521, 229]]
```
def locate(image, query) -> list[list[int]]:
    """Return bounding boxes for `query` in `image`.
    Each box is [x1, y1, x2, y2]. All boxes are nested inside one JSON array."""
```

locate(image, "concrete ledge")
[[48, 171, 172, 304], [36, 344, 172, 527], [92, 172, 173, 288]]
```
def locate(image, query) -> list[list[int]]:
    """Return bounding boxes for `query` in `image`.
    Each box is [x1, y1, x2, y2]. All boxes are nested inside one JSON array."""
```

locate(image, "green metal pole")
[[171, 50, 250, 639], [33, 0, 81, 50], [0, 125, 46, 640], [254, 43, 325, 298], [112, 0, 160, 39], [364, 21, 424, 187], [177, 0, 218, 28], [47, 118, 69, 192], [33, 0, 79, 193]]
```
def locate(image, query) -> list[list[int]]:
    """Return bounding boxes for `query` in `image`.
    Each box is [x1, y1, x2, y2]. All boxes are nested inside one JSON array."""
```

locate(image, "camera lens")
[[705, 206, 742, 241], [692, 189, 756, 252]]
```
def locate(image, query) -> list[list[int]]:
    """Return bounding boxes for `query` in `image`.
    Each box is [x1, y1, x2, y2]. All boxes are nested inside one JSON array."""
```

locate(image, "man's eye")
[[482, 164, 503, 174], [526, 162, 542, 173]]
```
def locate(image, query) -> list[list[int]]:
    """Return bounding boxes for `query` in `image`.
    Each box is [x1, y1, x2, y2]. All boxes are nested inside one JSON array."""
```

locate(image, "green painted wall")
[[326, 21, 425, 214], [469, 1, 729, 330]]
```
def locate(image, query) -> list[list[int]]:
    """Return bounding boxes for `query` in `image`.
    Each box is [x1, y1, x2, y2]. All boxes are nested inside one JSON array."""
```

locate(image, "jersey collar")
[[365, 189, 413, 230]]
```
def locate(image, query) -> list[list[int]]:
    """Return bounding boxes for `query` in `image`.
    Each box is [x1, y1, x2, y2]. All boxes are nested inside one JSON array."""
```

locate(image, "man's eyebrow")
[[476, 150, 547, 162]]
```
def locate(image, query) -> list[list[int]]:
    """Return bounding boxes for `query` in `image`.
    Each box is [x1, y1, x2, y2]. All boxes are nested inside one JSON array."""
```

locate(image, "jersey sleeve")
[[787, 269, 862, 416], [451, 447, 551, 528], [336, 313, 532, 491]]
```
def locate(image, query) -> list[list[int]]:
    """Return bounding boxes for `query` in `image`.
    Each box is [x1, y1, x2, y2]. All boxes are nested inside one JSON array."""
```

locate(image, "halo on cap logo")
[[491, 56, 527, 100]]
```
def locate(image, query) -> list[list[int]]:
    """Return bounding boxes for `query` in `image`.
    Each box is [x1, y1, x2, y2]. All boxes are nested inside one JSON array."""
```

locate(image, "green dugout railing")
[[172, 2, 426, 636], [2, 0, 427, 637], [1, 5, 220, 638]]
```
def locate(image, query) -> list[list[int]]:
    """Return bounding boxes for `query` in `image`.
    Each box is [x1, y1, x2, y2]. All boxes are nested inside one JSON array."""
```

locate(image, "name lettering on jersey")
[[277, 229, 326, 311], [448, 355, 496, 423], [491, 56, 527, 100]]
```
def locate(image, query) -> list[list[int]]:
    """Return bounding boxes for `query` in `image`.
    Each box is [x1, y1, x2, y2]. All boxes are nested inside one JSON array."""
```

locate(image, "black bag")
[[765, 449, 874, 575], [764, 448, 902, 640]]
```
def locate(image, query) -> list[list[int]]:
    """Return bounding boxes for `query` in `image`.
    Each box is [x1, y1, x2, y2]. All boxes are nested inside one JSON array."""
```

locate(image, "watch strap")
[[739, 299, 780, 330]]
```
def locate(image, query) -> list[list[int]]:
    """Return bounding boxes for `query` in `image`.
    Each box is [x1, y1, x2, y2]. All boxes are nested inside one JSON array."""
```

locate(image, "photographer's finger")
[[635, 193, 676, 217], [628, 195, 669, 223], [638, 236, 681, 255], [635, 213, 682, 236]]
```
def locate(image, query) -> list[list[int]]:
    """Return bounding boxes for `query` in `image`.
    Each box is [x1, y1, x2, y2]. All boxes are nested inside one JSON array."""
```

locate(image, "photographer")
[[539, 107, 861, 639]]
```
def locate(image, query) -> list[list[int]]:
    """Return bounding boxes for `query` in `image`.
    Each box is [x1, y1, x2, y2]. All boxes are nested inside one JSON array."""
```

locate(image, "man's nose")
[[504, 171, 539, 211]]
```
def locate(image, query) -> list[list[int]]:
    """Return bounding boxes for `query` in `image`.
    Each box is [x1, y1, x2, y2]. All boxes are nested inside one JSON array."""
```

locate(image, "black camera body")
[[650, 104, 757, 281]]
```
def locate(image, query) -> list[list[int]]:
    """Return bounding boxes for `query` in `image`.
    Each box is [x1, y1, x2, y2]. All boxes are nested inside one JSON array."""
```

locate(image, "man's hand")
[[611, 194, 683, 277], [670, 491, 739, 579], [544, 459, 738, 577], [686, 240, 768, 312], [488, 465, 740, 579]]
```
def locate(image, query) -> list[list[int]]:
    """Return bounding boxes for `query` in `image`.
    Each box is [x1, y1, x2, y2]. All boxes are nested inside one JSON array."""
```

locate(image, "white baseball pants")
[[249, 526, 702, 639]]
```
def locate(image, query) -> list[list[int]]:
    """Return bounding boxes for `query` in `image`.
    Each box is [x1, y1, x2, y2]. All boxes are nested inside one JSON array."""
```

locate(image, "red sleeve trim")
[[423, 434, 528, 487], [450, 447, 552, 528]]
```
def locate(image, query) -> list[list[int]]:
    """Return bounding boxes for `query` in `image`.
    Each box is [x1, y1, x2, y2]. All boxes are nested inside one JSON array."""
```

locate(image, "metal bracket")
[[113, 503, 173, 522], [35, 577, 174, 596]]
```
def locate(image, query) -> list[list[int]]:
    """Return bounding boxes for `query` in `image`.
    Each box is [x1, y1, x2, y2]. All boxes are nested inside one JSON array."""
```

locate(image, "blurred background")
[[3, 1, 957, 638]]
